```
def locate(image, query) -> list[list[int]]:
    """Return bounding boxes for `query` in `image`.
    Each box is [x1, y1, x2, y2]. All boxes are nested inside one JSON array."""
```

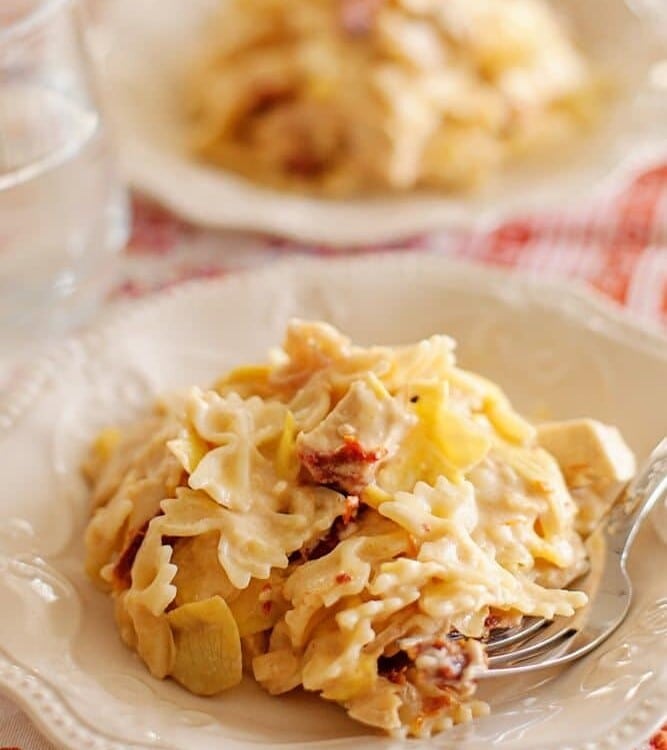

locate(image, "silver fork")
[[482, 438, 667, 678]]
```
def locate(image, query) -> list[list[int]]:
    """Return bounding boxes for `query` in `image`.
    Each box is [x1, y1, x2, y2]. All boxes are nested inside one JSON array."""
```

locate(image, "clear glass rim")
[[0, 0, 73, 45]]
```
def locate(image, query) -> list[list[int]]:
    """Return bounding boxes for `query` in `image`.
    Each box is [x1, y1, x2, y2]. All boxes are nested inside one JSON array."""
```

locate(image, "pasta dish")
[[186, 0, 600, 195], [84, 321, 634, 736]]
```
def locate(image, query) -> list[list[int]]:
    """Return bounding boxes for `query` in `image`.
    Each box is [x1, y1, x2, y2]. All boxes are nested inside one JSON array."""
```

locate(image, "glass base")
[[0, 193, 130, 393]]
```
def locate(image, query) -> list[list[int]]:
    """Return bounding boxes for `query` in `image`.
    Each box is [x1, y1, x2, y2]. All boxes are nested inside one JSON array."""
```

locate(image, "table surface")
[[1, 165, 666, 749]]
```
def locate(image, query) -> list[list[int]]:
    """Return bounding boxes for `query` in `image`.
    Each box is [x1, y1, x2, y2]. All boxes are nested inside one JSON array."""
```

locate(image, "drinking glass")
[[0, 0, 129, 370]]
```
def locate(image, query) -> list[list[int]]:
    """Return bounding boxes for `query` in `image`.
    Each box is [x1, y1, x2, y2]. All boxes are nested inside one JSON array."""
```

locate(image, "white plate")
[[0, 255, 666, 750], [100, 0, 667, 245]]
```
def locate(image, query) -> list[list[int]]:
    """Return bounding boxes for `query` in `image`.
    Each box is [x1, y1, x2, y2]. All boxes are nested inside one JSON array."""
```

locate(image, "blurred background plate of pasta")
[[98, 0, 667, 244]]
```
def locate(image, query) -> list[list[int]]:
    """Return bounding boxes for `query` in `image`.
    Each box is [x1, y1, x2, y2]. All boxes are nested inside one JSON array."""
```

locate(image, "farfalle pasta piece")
[[159, 486, 343, 589], [284, 530, 408, 648], [124, 518, 177, 617], [84, 320, 634, 737], [171, 532, 238, 606], [172, 389, 277, 511], [84, 414, 184, 590], [345, 678, 403, 732]]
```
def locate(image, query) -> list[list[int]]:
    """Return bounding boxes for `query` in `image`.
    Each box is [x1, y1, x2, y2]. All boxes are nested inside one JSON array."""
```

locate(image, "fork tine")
[[485, 617, 550, 652], [484, 628, 581, 677], [488, 626, 578, 667], [481, 440, 667, 678]]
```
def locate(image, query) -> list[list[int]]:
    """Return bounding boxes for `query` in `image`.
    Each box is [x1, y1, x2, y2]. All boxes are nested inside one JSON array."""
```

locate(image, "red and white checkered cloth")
[[112, 165, 667, 328], [1, 165, 666, 749]]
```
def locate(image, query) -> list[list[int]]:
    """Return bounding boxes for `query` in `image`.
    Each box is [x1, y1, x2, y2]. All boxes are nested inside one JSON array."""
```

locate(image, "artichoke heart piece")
[[433, 409, 491, 473], [129, 603, 175, 680], [172, 532, 238, 606], [167, 596, 242, 695], [448, 367, 535, 443], [493, 439, 561, 489], [321, 652, 377, 701], [394, 381, 491, 485], [485, 398, 536, 444], [229, 573, 287, 637]]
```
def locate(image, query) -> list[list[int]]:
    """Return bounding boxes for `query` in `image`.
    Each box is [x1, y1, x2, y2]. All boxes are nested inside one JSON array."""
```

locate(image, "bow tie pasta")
[[84, 320, 635, 737], [186, 0, 601, 195]]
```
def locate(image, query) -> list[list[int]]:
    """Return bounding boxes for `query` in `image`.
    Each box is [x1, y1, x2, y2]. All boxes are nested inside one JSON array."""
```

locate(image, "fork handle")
[[606, 438, 667, 565]]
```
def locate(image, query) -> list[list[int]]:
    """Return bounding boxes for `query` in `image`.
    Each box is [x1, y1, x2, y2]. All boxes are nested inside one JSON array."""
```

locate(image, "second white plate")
[[100, 0, 667, 245]]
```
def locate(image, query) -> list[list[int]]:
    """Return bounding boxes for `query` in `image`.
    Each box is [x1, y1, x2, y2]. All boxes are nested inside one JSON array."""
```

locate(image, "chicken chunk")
[[537, 418, 636, 535], [297, 378, 415, 494]]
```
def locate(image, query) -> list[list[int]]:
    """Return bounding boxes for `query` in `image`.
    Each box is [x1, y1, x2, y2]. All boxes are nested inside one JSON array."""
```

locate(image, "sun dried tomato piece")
[[340, 0, 384, 35]]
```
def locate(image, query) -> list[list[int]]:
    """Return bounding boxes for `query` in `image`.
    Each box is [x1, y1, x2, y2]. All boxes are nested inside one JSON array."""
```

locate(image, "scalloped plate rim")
[[0, 254, 666, 750]]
